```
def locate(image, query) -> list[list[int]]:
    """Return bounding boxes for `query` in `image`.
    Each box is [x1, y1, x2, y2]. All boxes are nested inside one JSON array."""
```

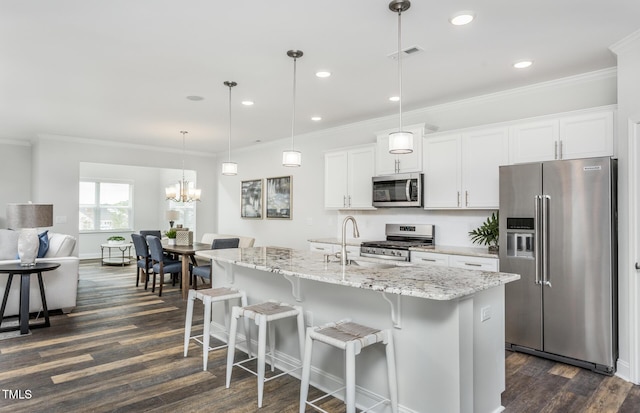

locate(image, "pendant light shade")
[[388, 0, 413, 154], [222, 80, 238, 176], [283, 49, 303, 167]]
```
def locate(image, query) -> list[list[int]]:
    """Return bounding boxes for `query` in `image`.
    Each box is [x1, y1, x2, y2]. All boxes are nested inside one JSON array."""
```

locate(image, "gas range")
[[360, 224, 434, 261]]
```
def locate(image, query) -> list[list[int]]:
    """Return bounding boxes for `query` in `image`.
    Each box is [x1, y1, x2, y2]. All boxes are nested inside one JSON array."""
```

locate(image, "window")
[[79, 180, 133, 231]]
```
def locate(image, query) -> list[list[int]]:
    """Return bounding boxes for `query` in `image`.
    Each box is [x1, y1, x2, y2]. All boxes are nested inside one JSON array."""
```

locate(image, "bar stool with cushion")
[[226, 299, 306, 408], [146, 235, 182, 297], [299, 319, 398, 413], [184, 287, 251, 371]]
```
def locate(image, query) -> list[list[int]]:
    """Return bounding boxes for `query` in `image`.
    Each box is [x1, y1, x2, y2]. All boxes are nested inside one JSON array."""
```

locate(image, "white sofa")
[[0, 229, 79, 316], [200, 233, 255, 248]]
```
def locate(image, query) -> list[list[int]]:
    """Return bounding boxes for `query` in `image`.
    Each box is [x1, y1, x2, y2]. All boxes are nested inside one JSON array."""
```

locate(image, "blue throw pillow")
[[37, 230, 50, 258]]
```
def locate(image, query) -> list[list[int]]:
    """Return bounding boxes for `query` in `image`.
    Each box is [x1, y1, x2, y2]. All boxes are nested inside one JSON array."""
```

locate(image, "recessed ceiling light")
[[450, 12, 475, 26], [315, 71, 331, 78], [311, 116, 322, 121], [241, 100, 254, 106], [186, 95, 204, 101], [513, 60, 533, 69], [389, 96, 400, 102]]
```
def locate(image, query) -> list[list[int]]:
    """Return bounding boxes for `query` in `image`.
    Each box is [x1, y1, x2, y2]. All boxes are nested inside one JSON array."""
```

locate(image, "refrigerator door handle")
[[534, 195, 541, 285], [542, 195, 552, 287]]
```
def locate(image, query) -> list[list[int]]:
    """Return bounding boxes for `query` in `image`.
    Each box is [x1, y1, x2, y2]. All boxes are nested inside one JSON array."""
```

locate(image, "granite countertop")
[[197, 246, 519, 301], [309, 238, 499, 259]]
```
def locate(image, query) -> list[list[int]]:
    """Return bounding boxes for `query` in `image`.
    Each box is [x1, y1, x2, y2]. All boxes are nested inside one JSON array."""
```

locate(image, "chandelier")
[[165, 130, 201, 202]]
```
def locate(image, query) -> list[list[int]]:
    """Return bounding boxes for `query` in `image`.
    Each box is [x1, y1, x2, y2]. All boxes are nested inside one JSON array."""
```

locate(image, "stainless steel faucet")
[[341, 215, 360, 265]]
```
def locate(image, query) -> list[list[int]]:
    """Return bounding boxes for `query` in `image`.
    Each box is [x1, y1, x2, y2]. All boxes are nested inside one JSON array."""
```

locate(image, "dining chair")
[[191, 238, 239, 290], [139, 230, 162, 239], [146, 235, 182, 297], [131, 234, 152, 290]]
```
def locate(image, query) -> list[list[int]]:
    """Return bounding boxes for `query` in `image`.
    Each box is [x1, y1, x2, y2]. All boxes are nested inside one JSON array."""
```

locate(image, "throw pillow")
[[37, 230, 50, 258]]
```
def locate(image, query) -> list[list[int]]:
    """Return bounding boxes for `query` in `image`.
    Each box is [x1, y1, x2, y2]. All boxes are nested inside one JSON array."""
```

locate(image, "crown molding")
[[36, 133, 216, 158], [0, 138, 31, 147], [610, 28, 640, 55]]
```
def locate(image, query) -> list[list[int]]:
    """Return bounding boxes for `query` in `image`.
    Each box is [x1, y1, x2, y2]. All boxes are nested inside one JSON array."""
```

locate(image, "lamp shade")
[[165, 210, 180, 221], [6, 203, 53, 228], [388, 131, 414, 154], [221, 162, 238, 175]]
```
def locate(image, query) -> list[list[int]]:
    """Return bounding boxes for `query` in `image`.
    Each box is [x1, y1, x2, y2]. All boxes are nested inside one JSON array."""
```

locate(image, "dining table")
[[161, 241, 212, 300]]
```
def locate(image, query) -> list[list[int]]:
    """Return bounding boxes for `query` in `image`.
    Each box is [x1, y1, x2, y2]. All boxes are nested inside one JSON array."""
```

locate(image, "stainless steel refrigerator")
[[499, 156, 617, 374]]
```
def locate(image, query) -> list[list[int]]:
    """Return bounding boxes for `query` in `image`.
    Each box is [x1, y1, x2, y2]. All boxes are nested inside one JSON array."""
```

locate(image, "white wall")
[[30, 135, 218, 255], [611, 30, 640, 381], [0, 140, 32, 227], [215, 69, 617, 249]]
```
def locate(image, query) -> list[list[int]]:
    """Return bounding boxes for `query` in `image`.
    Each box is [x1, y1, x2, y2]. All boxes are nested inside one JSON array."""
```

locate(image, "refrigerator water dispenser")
[[506, 217, 535, 259]]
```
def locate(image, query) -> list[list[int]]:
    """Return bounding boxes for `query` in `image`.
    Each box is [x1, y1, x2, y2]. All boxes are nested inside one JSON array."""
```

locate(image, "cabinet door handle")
[[348, 195, 352, 207], [464, 262, 482, 267], [421, 258, 437, 262], [465, 190, 469, 207], [457, 191, 461, 207], [554, 141, 558, 159], [343, 195, 346, 207], [559, 141, 563, 159]]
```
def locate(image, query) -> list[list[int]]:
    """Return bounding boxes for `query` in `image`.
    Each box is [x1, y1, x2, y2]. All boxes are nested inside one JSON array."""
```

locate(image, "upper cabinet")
[[375, 124, 425, 175], [424, 127, 509, 209], [510, 109, 614, 164], [324, 144, 376, 210]]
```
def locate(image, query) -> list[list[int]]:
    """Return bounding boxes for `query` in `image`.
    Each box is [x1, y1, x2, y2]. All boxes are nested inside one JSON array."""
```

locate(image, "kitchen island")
[[196, 246, 519, 413]]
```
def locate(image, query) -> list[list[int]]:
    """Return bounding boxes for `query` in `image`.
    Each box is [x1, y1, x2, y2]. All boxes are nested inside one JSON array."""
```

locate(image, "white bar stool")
[[226, 299, 305, 408], [183, 287, 250, 371], [299, 319, 398, 413]]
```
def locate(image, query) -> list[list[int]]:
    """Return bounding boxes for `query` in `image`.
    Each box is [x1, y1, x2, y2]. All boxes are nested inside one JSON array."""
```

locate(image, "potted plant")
[[165, 228, 177, 245], [468, 212, 499, 254], [107, 235, 126, 245]]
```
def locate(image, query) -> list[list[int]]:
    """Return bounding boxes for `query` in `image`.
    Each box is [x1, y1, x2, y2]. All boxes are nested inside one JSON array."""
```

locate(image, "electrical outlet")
[[304, 311, 314, 327], [481, 306, 491, 322]]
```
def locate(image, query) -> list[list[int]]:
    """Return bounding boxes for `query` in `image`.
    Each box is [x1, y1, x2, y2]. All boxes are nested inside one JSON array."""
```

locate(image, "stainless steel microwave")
[[372, 173, 423, 207]]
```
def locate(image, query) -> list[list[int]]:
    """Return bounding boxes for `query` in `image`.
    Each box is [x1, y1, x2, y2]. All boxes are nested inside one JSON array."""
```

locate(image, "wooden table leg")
[[19, 273, 30, 334]]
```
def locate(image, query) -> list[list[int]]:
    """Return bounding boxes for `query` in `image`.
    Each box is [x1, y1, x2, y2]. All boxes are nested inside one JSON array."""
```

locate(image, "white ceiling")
[[1, 0, 639, 153]]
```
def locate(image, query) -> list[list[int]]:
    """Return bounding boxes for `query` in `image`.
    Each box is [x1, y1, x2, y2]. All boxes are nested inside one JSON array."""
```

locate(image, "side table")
[[101, 243, 132, 266], [0, 262, 60, 335]]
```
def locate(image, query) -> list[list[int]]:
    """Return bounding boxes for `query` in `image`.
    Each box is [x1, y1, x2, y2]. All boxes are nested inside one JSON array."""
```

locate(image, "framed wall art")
[[241, 179, 263, 219], [266, 175, 292, 219]]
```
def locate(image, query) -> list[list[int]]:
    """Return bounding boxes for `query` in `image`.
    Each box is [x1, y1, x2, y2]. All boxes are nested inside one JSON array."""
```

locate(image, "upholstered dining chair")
[[131, 233, 152, 290], [139, 230, 161, 239], [191, 238, 239, 290], [146, 235, 182, 297]]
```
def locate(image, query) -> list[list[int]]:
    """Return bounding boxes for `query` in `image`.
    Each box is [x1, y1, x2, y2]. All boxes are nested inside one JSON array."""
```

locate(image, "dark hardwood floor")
[[0, 260, 638, 412]]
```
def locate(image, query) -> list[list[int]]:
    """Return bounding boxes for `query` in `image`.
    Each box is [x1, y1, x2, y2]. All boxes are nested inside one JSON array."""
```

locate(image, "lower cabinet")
[[411, 250, 499, 272], [309, 242, 360, 256]]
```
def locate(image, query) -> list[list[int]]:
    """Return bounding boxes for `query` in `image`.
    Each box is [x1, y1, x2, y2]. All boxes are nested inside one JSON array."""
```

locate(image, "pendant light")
[[221, 80, 238, 175], [282, 49, 303, 167], [165, 131, 201, 202], [388, 0, 413, 154]]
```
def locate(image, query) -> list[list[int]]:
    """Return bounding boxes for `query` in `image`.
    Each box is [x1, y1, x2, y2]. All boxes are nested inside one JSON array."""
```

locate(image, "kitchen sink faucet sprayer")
[[341, 216, 360, 265]]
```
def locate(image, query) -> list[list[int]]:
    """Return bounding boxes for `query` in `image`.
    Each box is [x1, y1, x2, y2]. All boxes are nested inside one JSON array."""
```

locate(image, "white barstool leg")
[[183, 289, 196, 357], [385, 332, 399, 413], [296, 308, 305, 360], [299, 327, 314, 413], [345, 341, 357, 413], [241, 293, 252, 358], [225, 306, 240, 388], [256, 314, 268, 408], [268, 320, 276, 372], [202, 296, 212, 371]]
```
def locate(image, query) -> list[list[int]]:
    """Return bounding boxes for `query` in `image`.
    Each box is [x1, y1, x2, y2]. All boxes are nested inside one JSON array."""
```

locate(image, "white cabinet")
[[510, 109, 614, 164], [424, 127, 509, 209], [448, 255, 499, 272], [324, 145, 376, 209], [376, 124, 424, 175], [410, 251, 450, 267], [309, 242, 360, 256], [411, 251, 499, 272]]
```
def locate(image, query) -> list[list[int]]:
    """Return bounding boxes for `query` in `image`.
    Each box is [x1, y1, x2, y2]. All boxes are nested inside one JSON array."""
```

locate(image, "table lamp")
[[6, 203, 53, 266], [166, 210, 180, 229]]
